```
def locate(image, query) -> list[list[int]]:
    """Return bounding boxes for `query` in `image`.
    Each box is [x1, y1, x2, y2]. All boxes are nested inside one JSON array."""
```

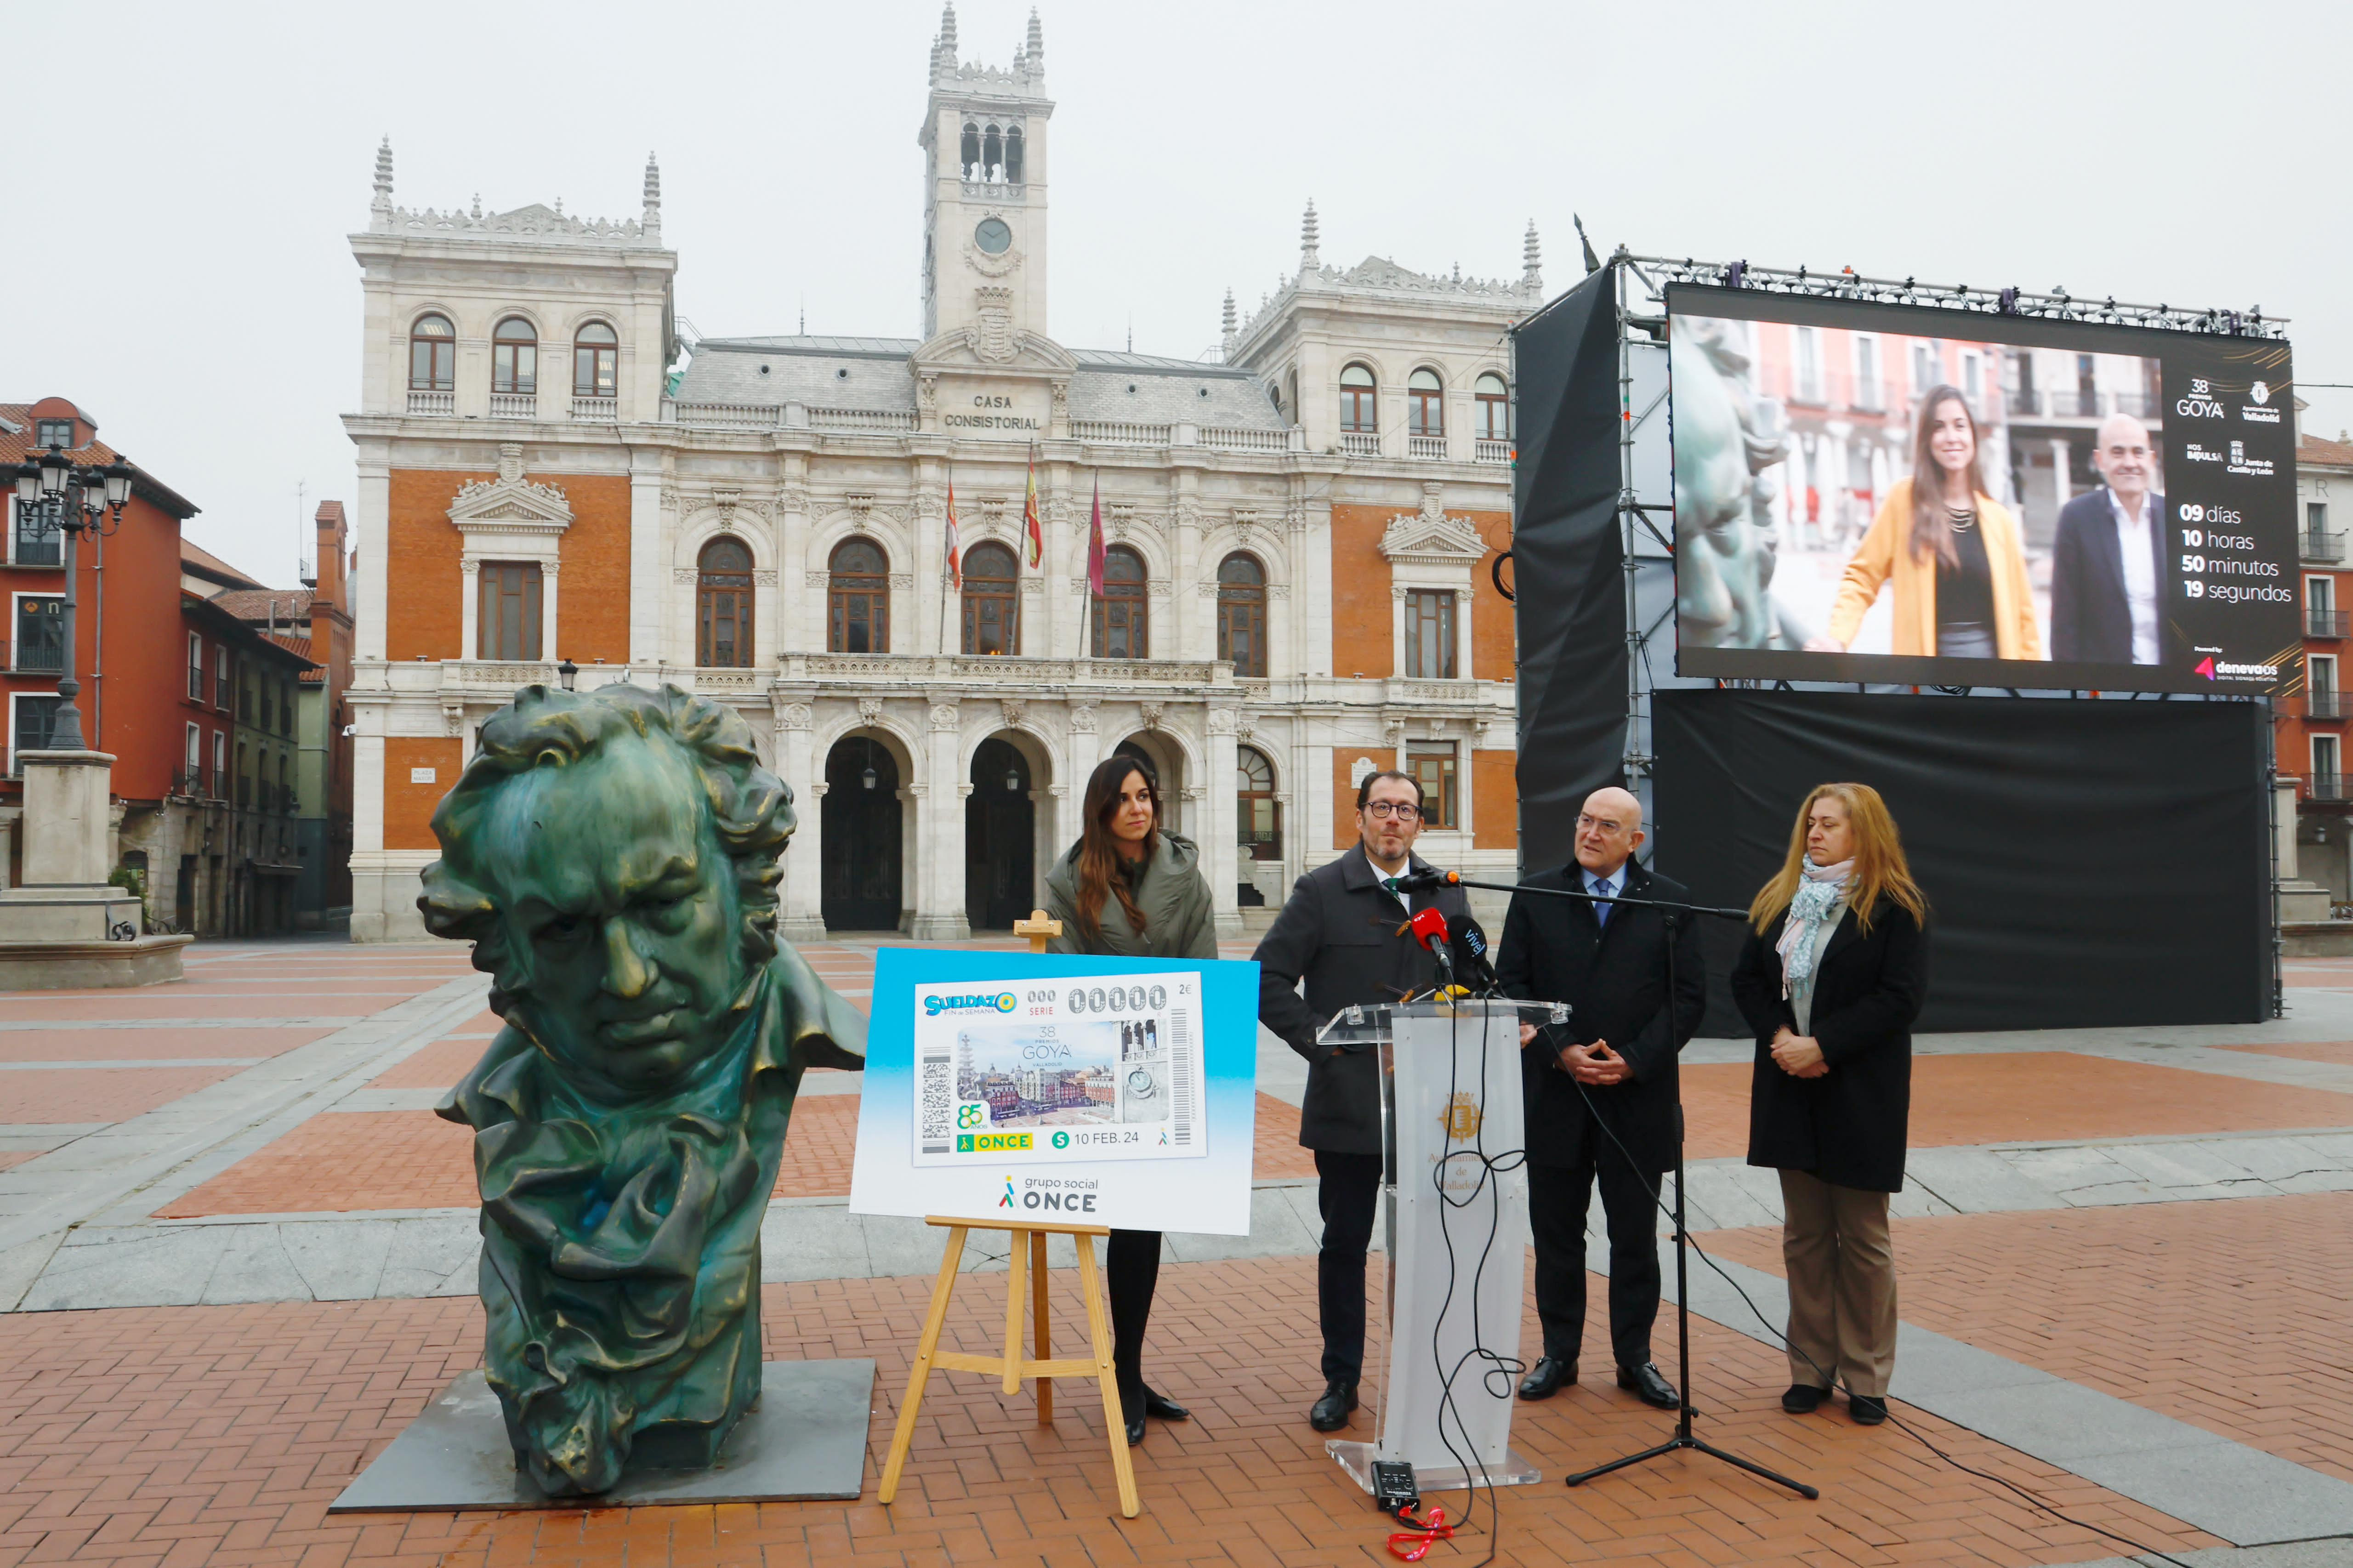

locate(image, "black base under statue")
[[329, 1359, 876, 1512]]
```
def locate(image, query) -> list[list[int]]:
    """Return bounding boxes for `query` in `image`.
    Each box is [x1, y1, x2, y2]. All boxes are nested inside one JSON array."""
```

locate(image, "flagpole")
[[940, 463, 959, 659]]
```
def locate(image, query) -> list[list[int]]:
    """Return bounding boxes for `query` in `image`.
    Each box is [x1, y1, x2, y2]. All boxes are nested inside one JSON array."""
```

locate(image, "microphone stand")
[[1432, 872, 1819, 1502]]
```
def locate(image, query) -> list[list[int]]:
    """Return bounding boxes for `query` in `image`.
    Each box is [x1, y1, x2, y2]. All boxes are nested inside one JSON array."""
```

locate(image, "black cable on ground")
[[1552, 1052, 2198, 1568]]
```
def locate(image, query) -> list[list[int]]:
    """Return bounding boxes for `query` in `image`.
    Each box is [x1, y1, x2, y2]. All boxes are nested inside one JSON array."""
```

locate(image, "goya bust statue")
[[418, 683, 865, 1497]]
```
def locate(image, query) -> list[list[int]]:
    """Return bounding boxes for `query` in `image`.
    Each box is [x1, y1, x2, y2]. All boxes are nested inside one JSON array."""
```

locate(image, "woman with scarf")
[[1042, 753, 1219, 1447], [1730, 782, 1929, 1426]]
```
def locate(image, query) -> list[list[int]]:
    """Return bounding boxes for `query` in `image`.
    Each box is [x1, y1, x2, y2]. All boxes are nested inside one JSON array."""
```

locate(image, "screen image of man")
[[1252, 769, 1483, 1433], [2049, 413, 2172, 665], [1496, 787, 1705, 1411]]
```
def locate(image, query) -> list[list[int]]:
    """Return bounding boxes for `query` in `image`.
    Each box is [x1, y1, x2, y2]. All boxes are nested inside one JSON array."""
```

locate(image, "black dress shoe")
[[1142, 1385, 1189, 1421], [1125, 1409, 1147, 1446], [1308, 1380, 1359, 1432], [1781, 1383, 1828, 1414], [1616, 1361, 1679, 1409], [1517, 1357, 1575, 1400], [1848, 1394, 1888, 1426]]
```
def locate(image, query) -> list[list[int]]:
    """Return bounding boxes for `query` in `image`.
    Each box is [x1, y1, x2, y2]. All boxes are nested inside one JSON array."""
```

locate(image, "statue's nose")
[[600, 917, 655, 999]]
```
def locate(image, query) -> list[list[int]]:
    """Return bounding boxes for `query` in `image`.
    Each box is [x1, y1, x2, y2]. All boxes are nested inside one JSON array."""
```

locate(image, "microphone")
[[1409, 906, 1456, 987], [1384, 866, 1459, 895], [1454, 913, 1501, 994]]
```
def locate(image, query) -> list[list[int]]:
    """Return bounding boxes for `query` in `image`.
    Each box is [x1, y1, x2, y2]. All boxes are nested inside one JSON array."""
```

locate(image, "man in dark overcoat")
[[1254, 768, 1484, 1432], [1497, 786, 1705, 1409]]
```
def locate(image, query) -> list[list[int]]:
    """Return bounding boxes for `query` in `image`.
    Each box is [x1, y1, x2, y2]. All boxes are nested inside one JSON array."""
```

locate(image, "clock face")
[[974, 218, 1013, 256], [1125, 1066, 1157, 1098]]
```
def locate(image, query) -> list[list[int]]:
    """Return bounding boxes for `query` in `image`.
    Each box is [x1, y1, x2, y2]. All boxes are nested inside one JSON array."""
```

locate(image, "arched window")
[[1339, 364, 1376, 433], [1476, 373, 1511, 440], [1216, 552, 1267, 677], [1408, 368, 1444, 436], [1005, 125, 1025, 183], [1091, 545, 1148, 659], [961, 540, 1019, 655], [491, 318, 537, 395], [574, 322, 619, 398], [1284, 369, 1300, 426], [1238, 744, 1281, 861], [697, 536, 754, 668], [961, 122, 981, 177], [828, 536, 889, 653], [982, 125, 1003, 180], [409, 314, 455, 392]]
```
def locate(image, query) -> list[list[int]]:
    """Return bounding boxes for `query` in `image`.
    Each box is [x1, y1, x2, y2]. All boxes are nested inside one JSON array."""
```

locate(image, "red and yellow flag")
[[943, 480, 962, 588], [1022, 449, 1043, 570]]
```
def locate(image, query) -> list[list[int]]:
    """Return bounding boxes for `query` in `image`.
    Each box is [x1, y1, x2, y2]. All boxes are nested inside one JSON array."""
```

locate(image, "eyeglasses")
[[1364, 801, 1421, 820], [1576, 813, 1631, 835]]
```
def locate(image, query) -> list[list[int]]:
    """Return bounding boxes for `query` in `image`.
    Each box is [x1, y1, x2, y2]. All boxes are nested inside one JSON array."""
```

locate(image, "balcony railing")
[[11, 639, 62, 674], [1407, 435, 1448, 460], [1339, 431, 1380, 457], [2304, 531, 2346, 564], [1474, 439, 1512, 465], [677, 401, 779, 429], [1201, 426, 1291, 453], [489, 392, 537, 419], [2308, 693, 2346, 721], [406, 389, 455, 416], [2310, 610, 2348, 639], [1070, 420, 1172, 446], [2310, 772, 2347, 801], [570, 396, 618, 421]]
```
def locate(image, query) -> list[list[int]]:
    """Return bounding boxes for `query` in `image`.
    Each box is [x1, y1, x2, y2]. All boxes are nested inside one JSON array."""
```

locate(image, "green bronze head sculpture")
[[420, 683, 863, 1497]]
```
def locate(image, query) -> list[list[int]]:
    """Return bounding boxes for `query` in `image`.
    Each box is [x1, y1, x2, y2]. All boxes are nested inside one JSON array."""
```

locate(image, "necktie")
[[1595, 877, 1614, 928]]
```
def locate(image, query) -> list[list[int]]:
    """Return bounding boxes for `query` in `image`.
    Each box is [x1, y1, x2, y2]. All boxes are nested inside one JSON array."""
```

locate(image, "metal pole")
[[48, 512, 87, 751]]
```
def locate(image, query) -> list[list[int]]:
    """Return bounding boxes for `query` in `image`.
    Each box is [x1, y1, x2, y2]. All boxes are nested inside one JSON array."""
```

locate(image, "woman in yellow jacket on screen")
[[1808, 385, 2041, 661]]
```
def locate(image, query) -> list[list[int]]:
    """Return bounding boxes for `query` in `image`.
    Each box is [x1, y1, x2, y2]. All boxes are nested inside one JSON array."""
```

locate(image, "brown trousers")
[[1778, 1169, 1897, 1398]]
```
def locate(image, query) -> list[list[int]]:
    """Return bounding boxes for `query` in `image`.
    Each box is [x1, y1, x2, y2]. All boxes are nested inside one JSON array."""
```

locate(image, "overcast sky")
[[10, 0, 2349, 584]]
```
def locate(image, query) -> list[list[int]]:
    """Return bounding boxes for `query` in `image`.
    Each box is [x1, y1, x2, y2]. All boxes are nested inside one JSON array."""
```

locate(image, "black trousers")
[[1314, 1148, 1384, 1385], [1106, 1227, 1160, 1417], [1527, 1138, 1663, 1370]]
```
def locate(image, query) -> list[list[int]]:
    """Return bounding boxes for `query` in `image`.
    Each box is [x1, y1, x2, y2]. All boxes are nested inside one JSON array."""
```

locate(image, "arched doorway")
[[966, 735, 1034, 930], [823, 735, 903, 931]]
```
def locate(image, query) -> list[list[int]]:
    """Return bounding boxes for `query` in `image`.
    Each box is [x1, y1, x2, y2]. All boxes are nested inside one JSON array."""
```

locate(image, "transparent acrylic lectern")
[[1316, 996, 1568, 1496]]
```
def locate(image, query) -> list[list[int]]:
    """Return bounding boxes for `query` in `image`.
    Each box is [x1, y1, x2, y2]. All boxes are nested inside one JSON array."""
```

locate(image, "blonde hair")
[[1748, 782, 1928, 936]]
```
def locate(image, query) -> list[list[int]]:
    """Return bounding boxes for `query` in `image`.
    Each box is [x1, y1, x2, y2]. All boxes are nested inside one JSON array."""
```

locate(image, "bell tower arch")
[[920, 5, 1053, 342]]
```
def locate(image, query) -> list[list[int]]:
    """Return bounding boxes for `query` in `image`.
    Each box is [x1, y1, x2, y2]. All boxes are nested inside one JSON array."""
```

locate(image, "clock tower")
[[920, 4, 1052, 345]]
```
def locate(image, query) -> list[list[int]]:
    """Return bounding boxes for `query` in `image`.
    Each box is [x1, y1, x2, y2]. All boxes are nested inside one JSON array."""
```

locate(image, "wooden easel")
[[875, 910, 1142, 1519]]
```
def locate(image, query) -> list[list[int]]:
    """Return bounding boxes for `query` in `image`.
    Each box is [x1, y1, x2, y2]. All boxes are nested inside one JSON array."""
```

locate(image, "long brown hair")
[[1907, 384, 1990, 570], [1074, 756, 1160, 942], [1749, 782, 1928, 936]]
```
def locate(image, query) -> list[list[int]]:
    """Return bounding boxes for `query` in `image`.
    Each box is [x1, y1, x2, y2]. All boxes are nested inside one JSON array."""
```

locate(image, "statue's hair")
[[417, 684, 792, 987]]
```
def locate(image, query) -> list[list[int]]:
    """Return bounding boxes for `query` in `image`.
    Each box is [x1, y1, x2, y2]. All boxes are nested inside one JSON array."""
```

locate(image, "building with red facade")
[[2288, 429, 2353, 909]]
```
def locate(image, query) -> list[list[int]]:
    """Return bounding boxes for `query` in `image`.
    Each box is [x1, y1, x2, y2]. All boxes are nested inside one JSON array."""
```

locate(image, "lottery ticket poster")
[[848, 948, 1260, 1235]]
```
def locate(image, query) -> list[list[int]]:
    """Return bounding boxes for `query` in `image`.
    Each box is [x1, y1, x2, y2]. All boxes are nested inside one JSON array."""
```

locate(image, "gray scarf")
[[1776, 858, 1852, 1000]]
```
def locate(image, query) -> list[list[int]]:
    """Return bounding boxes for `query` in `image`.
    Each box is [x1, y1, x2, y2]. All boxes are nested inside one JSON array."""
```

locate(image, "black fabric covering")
[[1653, 689, 2268, 1033], [1512, 265, 1627, 874]]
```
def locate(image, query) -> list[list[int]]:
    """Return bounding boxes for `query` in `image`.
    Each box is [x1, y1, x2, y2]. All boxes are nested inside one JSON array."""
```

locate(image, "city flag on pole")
[[1086, 472, 1105, 597], [944, 480, 962, 589], [1022, 449, 1044, 570]]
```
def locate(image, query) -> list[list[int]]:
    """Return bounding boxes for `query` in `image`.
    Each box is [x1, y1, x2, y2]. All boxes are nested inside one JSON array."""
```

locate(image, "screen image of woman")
[[1809, 386, 2043, 661]]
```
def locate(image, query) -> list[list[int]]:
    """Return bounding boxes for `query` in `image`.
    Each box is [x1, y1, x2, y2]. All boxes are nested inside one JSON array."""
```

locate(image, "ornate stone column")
[[1204, 706, 1243, 937], [911, 698, 969, 940], [774, 697, 823, 940]]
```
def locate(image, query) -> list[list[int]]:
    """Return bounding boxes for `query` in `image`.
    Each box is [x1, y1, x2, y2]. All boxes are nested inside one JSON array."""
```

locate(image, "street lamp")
[[557, 656, 579, 691], [10, 449, 135, 752]]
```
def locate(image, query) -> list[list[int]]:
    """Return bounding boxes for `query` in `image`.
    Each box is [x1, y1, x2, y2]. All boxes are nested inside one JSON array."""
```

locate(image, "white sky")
[[9, 0, 2349, 585]]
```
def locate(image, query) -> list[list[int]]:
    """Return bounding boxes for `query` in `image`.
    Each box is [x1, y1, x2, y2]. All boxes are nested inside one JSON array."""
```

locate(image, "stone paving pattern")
[[6, 941, 2353, 1567]]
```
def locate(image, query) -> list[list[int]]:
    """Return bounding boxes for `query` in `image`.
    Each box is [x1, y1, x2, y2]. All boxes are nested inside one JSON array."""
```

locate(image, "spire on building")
[[471, 193, 482, 219], [370, 137, 393, 230], [1027, 8, 1044, 70], [642, 152, 662, 240], [1300, 199, 1320, 275], [1221, 289, 1238, 355], [933, 2, 959, 80], [1523, 220, 1542, 290]]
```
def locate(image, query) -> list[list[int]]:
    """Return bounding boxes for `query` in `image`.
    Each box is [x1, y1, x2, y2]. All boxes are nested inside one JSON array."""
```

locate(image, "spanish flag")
[[1022, 448, 1043, 570]]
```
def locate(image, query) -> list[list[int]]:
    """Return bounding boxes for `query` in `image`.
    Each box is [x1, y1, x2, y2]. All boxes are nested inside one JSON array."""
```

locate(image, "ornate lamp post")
[[11, 449, 134, 751]]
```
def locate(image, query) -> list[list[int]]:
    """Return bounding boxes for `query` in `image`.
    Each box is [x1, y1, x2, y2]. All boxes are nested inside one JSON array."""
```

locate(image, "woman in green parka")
[[1043, 753, 1219, 1447]]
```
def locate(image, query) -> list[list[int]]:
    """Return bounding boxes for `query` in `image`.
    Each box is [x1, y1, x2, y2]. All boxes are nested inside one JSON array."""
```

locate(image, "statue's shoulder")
[[434, 1024, 538, 1129], [762, 946, 867, 1074]]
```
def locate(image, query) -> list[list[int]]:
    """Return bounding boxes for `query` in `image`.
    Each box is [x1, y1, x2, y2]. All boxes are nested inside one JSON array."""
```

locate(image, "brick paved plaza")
[[8, 939, 2353, 1568]]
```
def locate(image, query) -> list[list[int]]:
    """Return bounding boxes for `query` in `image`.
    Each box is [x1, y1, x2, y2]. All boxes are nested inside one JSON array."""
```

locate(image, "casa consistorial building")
[[344, 5, 1540, 943]]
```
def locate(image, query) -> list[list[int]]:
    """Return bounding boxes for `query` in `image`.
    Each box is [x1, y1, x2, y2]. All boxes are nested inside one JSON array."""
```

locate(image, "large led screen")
[[1669, 284, 2298, 693]]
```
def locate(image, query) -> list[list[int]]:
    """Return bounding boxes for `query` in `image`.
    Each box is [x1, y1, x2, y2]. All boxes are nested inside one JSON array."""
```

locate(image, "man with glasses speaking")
[[1254, 768, 1483, 1433], [1498, 787, 1705, 1412]]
